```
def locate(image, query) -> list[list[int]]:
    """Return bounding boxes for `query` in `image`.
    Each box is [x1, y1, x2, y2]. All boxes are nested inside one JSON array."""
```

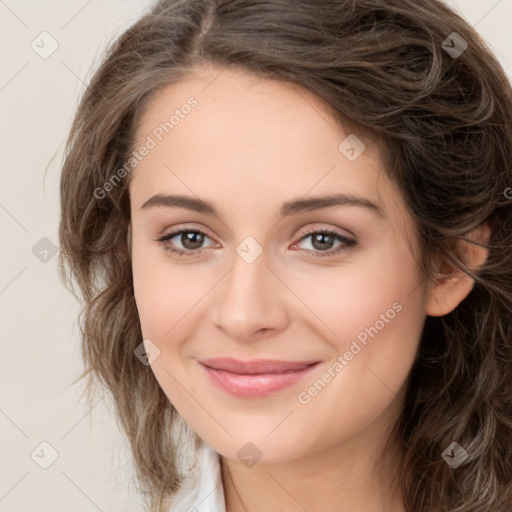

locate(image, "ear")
[[425, 223, 490, 317]]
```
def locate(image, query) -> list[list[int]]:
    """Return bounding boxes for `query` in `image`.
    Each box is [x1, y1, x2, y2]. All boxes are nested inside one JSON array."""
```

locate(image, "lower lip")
[[199, 362, 320, 398]]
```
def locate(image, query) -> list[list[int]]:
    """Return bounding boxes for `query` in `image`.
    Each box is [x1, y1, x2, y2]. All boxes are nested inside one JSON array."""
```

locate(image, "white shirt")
[[166, 419, 227, 512]]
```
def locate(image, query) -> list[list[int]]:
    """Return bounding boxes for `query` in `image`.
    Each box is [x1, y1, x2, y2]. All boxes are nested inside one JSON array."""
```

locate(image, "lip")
[[198, 357, 321, 398]]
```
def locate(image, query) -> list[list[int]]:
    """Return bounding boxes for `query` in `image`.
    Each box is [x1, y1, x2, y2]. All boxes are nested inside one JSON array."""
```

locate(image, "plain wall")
[[1, 1, 511, 510]]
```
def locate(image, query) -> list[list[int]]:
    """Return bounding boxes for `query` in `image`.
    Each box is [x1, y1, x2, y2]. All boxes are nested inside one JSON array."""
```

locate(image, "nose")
[[211, 248, 290, 342]]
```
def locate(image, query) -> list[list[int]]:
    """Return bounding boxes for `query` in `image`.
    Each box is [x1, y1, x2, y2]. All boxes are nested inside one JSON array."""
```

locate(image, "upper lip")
[[198, 357, 321, 375]]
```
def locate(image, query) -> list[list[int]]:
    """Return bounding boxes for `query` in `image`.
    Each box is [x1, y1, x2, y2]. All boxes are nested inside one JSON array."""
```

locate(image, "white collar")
[[166, 438, 227, 512]]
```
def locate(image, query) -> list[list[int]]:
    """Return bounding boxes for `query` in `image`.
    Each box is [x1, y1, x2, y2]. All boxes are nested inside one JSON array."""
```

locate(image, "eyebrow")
[[140, 193, 384, 218]]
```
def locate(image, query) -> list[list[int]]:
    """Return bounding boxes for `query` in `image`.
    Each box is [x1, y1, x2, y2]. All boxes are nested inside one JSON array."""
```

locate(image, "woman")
[[59, 0, 512, 510]]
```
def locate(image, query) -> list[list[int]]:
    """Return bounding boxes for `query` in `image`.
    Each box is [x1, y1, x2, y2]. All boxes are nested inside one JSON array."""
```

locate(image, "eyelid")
[[156, 222, 213, 237], [295, 224, 355, 241]]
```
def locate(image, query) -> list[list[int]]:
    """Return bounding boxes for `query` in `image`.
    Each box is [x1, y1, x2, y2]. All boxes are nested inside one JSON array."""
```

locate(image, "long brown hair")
[[59, 1, 512, 510]]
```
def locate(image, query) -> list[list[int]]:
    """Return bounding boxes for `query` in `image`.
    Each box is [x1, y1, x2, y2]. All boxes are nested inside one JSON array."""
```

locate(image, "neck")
[[221, 402, 406, 512]]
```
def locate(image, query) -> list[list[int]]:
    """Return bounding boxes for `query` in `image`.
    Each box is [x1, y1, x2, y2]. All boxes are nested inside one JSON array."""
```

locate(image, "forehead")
[[129, 65, 400, 221], [133, 64, 382, 163]]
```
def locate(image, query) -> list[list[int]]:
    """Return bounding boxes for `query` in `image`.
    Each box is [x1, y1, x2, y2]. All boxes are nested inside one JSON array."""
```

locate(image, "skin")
[[127, 63, 483, 512]]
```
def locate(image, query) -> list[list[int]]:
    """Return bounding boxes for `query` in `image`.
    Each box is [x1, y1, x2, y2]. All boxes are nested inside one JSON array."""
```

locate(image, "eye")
[[291, 228, 356, 258], [155, 229, 215, 256], [154, 226, 356, 259]]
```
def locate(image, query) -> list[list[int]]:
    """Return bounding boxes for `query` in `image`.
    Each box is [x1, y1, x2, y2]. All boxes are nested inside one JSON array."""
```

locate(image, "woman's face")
[[128, 64, 430, 464]]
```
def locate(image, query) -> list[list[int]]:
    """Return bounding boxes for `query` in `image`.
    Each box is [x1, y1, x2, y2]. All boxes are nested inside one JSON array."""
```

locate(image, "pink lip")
[[198, 357, 321, 398]]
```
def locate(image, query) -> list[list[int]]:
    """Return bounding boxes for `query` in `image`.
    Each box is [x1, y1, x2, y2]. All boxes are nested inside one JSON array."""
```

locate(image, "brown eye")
[[180, 231, 205, 250], [157, 229, 215, 256], [310, 232, 336, 251], [293, 229, 356, 258]]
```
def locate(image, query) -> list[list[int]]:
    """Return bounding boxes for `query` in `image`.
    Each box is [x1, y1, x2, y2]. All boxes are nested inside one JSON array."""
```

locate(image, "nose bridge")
[[212, 242, 288, 339]]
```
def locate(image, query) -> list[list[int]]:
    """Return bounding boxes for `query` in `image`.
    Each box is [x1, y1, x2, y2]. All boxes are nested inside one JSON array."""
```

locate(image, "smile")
[[198, 357, 321, 398]]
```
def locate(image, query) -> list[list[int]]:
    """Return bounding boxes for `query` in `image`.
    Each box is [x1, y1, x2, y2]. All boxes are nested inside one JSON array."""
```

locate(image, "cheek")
[[131, 246, 210, 402], [288, 238, 425, 352], [132, 243, 198, 342], [288, 244, 425, 447], [311, 242, 424, 398], [132, 240, 226, 384], [290, 238, 426, 412]]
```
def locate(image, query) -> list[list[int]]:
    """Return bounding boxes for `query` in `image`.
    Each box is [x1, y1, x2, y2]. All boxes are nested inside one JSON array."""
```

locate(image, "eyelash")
[[155, 227, 356, 258]]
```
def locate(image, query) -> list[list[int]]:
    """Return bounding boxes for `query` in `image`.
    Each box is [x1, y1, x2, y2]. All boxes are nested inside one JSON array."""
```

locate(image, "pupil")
[[312, 233, 333, 251], [182, 232, 204, 249]]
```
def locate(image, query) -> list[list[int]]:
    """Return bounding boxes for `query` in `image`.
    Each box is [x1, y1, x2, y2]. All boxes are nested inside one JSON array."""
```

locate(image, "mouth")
[[198, 357, 321, 398]]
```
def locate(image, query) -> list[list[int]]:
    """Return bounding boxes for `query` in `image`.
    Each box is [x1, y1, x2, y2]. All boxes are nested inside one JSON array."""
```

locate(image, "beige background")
[[1, 1, 511, 510]]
